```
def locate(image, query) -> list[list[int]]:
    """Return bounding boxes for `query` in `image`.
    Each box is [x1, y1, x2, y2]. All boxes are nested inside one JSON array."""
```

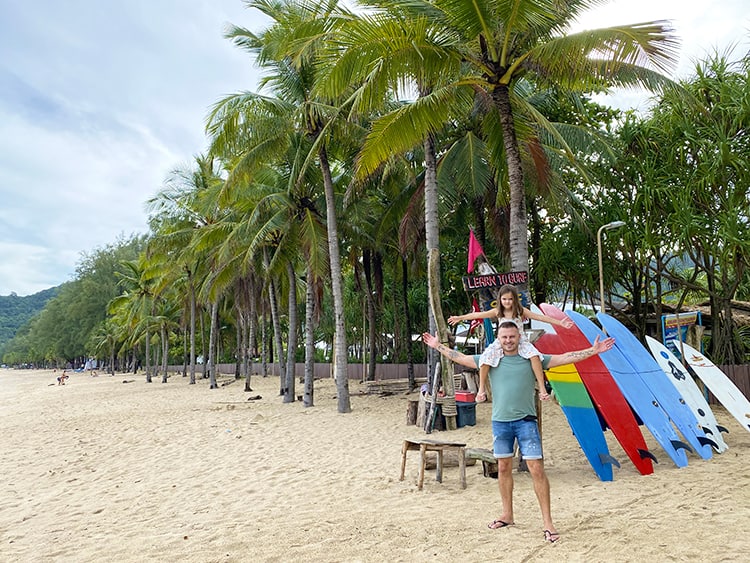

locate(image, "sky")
[[1, 1, 748, 297]]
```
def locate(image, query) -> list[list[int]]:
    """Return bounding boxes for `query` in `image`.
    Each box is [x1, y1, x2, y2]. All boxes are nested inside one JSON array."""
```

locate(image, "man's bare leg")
[[489, 457, 515, 527], [526, 458, 559, 540]]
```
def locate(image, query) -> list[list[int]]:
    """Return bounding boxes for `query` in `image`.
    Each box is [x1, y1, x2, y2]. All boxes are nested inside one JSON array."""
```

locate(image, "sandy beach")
[[1, 368, 748, 562]]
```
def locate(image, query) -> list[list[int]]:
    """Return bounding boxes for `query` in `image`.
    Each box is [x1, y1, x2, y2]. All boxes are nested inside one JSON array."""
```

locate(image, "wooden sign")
[[461, 271, 528, 292]]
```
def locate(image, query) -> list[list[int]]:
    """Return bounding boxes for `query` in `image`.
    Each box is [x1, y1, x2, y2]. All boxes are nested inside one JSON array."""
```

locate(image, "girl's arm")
[[522, 307, 574, 329], [447, 308, 497, 326]]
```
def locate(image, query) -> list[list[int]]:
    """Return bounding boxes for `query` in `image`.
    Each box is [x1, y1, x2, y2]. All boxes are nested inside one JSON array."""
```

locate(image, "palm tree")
[[320, 5, 471, 396], [109, 257, 157, 382], [349, 0, 678, 276], [146, 154, 225, 384], [207, 0, 359, 412], [89, 319, 120, 375]]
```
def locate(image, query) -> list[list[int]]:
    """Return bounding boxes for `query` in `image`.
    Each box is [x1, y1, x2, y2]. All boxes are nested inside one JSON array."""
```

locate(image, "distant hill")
[[0, 287, 60, 349]]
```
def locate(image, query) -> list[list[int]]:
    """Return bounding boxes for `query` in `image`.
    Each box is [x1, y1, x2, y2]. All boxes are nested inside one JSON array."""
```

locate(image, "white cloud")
[[572, 0, 750, 111], [0, 241, 77, 297], [0, 0, 267, 296]]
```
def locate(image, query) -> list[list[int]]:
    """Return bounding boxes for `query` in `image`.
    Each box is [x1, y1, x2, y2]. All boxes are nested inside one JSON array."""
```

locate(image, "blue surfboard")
[[568, 311, 691, 468], [597, 313, 715, 459]]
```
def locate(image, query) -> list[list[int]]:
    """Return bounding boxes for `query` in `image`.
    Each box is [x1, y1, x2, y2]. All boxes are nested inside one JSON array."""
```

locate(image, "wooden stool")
[[399, 438, 467, 490]]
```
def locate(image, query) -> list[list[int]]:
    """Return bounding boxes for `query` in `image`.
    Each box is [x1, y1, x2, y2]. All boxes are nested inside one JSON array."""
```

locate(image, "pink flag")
[[467, 229, 485, 273]]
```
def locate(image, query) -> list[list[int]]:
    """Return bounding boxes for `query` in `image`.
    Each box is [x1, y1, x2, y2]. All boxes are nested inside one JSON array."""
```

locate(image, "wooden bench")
[[466, 447, 498, 478], [399, 438, 467, 490]]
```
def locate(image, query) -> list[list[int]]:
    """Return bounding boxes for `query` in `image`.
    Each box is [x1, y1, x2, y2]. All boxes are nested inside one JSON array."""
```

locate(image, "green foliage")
[[2, 236, 146, 365], [0, 287, 59, 355]]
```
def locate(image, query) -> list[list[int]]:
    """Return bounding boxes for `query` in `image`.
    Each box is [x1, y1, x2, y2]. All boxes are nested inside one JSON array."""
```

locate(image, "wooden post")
[[427, 249, 457, 430], [464, 371, 478, 394], [406, 400, 419, 425], [425, 362, 441, 433]]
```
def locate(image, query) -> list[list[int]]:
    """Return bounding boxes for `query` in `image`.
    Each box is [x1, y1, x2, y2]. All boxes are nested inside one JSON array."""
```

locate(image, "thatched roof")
[[623, 300, 750, 328], [689, 300, 750, 328]]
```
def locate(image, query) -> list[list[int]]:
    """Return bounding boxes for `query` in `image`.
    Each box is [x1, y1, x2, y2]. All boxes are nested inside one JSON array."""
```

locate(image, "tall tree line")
[[4, 2, 750, 402]]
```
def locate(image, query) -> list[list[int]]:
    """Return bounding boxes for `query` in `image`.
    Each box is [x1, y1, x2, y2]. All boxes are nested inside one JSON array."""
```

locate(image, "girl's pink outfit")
[[478, 316, 543, 367]]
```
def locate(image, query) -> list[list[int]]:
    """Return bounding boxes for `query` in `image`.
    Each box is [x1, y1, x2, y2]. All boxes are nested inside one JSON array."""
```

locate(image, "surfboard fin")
[[701, 426, 714, 435], [697, 436, 718, 449], [671, 440, 693, 453], [717, 425, 729, 433], [599, 453, 621, 469], [638, 448, 658, 463]]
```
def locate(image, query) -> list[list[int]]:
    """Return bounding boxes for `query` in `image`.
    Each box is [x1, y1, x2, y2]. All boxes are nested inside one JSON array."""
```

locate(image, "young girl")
[[447, 285, 573, 401]]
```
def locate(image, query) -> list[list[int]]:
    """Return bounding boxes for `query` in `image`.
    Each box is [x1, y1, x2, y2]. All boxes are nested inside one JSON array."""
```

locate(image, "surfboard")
[[645, 336, 729, 453], [567, 310, 690, 468], [679, 342, 750, 434], [534, 322, 619, 481], [597, 313, 715, 460], [536, 305, 655, 475]]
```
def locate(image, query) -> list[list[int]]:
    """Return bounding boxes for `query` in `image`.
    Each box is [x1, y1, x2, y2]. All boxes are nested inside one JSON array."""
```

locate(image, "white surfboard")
[[645, 336, 728, 452], [679, 342, 750, 434]]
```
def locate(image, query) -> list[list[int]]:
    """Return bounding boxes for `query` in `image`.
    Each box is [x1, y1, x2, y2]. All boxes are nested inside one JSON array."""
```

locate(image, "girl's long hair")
[[495, 284, 524, 319]]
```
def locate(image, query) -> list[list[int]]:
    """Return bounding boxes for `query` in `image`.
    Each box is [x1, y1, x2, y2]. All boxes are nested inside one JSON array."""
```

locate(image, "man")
[[422, 321, 615, 544]]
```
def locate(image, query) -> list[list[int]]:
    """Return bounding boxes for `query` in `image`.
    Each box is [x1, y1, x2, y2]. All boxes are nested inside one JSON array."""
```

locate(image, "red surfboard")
[[538, 304, 656, 475]]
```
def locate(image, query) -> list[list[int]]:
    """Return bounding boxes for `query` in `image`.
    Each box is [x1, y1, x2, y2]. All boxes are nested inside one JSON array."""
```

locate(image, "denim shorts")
[[492, 418, 543, 460]]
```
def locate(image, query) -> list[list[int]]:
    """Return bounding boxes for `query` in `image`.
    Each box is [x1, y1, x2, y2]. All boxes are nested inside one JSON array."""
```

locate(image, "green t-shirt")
[[473, 353, 551, 422]]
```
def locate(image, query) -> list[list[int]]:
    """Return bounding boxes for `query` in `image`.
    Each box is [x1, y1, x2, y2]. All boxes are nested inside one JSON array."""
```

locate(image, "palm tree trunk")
[[144, 324, 152, 383], [267, 270, 286, 394], [182, 323, 188, 377], [245, 283, 257, 392], [261, 306, 269, 377], [319, 145, 351, 413], [160, 323, 168, 383], [423, 133, 441, 380], [200, 308, 207, 379], [235, 314, 243, 379], [303, 263, 315, 407], [284, 260, 297, 403], [428, 249, 456, 431], [493, 84, 529, 274], [363, 249, 377, 381], [208, 300, 219, 389], [188, 271, 197, 384]]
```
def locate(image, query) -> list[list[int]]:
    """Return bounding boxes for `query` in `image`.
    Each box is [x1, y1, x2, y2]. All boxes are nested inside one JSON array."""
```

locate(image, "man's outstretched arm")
[[546, 335, 615, 368], [421, 332, 477, 369]]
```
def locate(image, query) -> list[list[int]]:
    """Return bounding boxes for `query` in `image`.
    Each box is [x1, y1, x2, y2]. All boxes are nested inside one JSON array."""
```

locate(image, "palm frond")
[[356, 83, 474, 177], [527, 23, 681, 88]]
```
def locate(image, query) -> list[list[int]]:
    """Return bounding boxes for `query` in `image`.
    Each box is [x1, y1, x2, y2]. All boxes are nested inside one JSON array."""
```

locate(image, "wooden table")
[[399, 438, 467, 490]]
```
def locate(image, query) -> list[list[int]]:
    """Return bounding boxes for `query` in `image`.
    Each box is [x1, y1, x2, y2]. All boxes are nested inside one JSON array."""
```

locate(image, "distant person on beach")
[[423, 321, 614, 544], [57, 371, 69, 385], [448, 284, 573, 402], [84, 358, 98, 377]]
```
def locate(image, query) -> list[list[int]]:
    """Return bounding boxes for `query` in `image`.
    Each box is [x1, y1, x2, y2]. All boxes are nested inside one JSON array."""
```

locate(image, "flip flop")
[[488, 519, 513, 530], [543, 529, 560, 543]]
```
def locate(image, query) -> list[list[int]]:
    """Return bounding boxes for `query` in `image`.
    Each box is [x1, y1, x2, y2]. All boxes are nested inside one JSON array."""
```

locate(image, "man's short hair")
[[498, 321, 519, 331]]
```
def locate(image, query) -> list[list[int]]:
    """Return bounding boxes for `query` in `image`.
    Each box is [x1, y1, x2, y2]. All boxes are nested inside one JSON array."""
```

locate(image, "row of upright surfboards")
[[530, 304, 750, 481]]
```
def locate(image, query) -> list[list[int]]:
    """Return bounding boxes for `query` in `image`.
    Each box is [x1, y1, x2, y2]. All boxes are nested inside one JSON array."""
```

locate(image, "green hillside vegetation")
[[0, 287, 60, 352], [1, 236, 146, 367]]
